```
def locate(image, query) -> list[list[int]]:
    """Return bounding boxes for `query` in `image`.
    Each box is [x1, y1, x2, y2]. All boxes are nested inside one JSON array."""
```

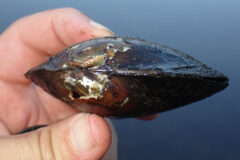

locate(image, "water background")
[[1, 0, 239, 159]]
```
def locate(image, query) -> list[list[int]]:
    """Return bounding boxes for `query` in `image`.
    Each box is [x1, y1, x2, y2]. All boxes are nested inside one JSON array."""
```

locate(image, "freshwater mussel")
[[25, 37, 228, 118]]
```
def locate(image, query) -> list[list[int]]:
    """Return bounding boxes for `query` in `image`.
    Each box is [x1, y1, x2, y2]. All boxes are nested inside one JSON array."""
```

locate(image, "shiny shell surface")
[[25, 37, 229, 118]]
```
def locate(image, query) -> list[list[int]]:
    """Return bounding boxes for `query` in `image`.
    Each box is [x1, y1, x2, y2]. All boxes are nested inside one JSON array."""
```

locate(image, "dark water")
[[1, 0, 239, 159]]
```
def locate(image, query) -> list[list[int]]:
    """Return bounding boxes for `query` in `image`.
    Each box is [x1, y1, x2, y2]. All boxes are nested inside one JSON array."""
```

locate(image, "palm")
[[0, 67, 78, 134], [0, 33, 80, 134]]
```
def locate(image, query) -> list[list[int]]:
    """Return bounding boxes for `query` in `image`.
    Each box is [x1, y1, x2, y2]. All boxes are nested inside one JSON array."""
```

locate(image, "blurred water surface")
[[0, 0, 239, 159]]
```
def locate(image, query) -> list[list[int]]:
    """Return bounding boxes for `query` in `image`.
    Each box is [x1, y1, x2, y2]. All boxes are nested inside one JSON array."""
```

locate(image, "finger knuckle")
[[37, 128, 61, 160]]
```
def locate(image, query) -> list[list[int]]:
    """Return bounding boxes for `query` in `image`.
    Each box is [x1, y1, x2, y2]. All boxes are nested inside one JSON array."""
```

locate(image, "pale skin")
[[0, 8, 157, 159]]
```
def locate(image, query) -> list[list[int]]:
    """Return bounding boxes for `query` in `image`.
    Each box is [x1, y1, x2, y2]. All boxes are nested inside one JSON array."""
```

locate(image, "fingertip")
[[51, 8, 94, 46], [89, 20, 115, 37], [69, 114, 111, 159], [88, 114, 111, 147], [52, 7, 114, 47]]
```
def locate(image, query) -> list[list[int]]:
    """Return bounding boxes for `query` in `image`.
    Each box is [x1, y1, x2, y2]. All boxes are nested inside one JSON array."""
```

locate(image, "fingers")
[[0, 8, 114, 84], [13, 8, 114, 54], [0, 113, 111, 160]]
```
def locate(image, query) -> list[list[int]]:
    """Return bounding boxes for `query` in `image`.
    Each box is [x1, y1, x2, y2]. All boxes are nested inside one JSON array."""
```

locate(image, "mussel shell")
[[25, 37, 228, 118]]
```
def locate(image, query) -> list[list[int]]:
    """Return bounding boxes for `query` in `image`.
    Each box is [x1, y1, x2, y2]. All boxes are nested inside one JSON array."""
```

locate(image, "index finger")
[[0, 8, 114, 84]]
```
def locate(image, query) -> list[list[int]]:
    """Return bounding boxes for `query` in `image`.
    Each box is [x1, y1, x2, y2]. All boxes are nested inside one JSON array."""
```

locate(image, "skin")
[[0, 8, 156, 159]]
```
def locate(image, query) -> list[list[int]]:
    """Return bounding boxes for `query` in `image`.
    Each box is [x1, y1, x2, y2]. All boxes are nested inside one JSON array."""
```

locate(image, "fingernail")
[[89, 20, 115, 36], [71, 114, 95, 153]]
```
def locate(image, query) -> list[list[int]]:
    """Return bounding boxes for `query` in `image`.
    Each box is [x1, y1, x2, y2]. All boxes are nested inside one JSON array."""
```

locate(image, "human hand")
[[0, 8, 114, 160], [0, 7, 157, 159]]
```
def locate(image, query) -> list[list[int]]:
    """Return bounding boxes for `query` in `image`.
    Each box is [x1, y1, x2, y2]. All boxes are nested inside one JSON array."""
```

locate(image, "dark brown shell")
[[25, 37, 228, 118]]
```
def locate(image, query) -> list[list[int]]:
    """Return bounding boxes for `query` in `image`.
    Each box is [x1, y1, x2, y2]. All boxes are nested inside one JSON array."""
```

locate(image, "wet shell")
[[25, 37, 228, 118]]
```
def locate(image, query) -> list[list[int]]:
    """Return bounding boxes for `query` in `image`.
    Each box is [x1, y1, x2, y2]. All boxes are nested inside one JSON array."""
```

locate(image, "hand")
[[0, 8, 114, 160]]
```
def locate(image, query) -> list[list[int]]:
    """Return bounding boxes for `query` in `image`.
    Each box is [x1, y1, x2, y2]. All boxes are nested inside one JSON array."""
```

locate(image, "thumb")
[[0, 113, 111, 160]]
